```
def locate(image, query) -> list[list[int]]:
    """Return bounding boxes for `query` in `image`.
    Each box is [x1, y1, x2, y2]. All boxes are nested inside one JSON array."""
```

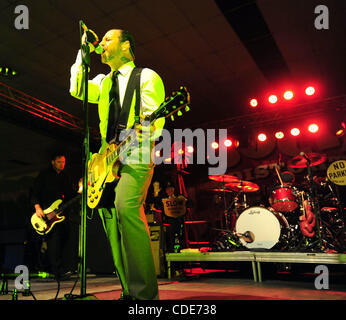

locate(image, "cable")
[[63, 270, 80, 300], [54, 279, 60, 300]]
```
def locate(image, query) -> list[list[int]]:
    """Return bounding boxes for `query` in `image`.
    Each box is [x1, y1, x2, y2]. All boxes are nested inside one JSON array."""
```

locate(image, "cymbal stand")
[[221, 180, 229, 229], [224, 189, 242, 231], [305, 158, 323, 251], [320, 181, 345, 251]]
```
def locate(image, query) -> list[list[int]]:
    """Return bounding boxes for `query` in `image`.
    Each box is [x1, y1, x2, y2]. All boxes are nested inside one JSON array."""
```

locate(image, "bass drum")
[[235, 206, 289, 250]]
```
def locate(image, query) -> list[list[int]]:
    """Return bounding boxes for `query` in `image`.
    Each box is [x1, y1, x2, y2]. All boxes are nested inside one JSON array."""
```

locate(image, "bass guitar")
[[31, 195, 81, 235], [87, 86, 190, 209]]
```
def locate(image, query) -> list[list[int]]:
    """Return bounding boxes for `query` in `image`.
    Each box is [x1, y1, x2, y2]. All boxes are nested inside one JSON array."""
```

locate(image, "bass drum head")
[[236, 206, 281, 249]]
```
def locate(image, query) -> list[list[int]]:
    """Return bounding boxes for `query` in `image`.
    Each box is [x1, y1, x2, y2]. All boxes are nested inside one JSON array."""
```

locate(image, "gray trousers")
[[98, 163, 158, 299]]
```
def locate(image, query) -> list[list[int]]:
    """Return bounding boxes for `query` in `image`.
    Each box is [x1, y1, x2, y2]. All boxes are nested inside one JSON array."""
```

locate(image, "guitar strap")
[[114, 67, 143, 143], [99, 67, 143, 209]]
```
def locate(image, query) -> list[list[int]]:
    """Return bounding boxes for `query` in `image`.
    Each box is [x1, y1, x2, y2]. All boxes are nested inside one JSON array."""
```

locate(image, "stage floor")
[[1, 269, 345, 301]]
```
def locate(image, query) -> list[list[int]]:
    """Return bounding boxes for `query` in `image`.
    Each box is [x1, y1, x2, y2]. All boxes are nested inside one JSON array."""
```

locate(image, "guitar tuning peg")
[[171, 115, 175, 121], [185, 106, 190, 112], [177, 110, 183, 116]]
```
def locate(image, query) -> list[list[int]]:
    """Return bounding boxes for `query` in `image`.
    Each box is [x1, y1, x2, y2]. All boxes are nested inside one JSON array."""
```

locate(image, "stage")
[[1, 261, 345, 301]]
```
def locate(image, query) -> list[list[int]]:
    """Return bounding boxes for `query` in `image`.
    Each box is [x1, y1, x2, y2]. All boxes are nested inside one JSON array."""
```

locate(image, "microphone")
[[237, 231, 254, 243], [80, 21, 104, 54]]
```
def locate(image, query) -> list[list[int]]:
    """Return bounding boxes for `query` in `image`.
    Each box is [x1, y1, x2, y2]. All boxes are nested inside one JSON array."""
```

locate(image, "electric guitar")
[[31, 195, 81, 235], [87, 86, 190, 209]]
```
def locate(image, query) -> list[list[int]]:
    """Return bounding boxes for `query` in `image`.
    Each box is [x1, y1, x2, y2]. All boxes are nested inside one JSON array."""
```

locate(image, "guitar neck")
[[57, 194, 81, 213], [105, 114, 156, 167], [105, 88, 189, 167]]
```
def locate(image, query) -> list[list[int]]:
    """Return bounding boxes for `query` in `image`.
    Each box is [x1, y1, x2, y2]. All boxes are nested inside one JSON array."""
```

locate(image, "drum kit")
[[210, 153, 346, 253]]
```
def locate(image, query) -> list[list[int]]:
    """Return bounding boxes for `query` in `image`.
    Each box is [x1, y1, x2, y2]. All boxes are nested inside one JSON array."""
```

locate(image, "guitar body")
[[86, 86, 190, 209], [31, 199, 65, 235], [87, 144, 120, 209]]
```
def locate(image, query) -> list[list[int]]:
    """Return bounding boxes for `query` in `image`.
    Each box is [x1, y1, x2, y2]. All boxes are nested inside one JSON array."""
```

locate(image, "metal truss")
[[0, 81, 99, 139], [193, 95, 346, 131]]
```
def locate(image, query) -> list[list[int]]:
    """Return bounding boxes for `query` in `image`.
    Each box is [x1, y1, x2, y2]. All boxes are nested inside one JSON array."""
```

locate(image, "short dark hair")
[[120, 30, 135, 58], [51, 152, 65, 161]]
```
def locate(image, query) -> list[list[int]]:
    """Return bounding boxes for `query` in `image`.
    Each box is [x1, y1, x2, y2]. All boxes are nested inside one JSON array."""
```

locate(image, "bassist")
[[30, 152, 76, 280]]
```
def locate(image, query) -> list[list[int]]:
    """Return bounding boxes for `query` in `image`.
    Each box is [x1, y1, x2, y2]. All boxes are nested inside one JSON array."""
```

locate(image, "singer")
[[70, 28, 165, 300]]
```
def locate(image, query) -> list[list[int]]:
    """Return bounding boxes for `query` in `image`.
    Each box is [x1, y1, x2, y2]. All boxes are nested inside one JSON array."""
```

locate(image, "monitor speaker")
[[149, 225, 166, 277]]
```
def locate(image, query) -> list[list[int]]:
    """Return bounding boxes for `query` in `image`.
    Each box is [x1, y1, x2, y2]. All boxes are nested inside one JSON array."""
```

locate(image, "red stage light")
[[257, 133, 267, 142], [290, 128, 300, 136], [250, 99, 258, 107], [268, 95, 278, 104], [283, 90, 294, 100], [224, 139, 233, 147], [305, 86, 315, 96], [275, 131, 285, 139], [308, 123, 319, 133], [211, 142, 219, 149]]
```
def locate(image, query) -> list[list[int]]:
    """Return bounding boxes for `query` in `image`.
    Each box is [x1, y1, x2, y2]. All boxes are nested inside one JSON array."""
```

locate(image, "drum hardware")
[[209, 175, 240, 229], [211, 228, 243, 251], [222, 182, 258, 231], [209, 188, 233, 193], [209, 174, 240, 184], [288, 152, 327, 168], [291, 152, 324, 251], [225, 180, 260, 193]]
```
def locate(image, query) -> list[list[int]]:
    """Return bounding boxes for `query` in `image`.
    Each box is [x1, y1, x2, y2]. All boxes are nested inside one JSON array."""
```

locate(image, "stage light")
[[224, 139, 233, 147], [155, 150, 161, 157], [336, 129, 345, 137], [250, 99, 258, 107], [211, 142, 219, 149], [290, 128, 300, 136], [178, 149, 184, 155], [275, 131, 285, 139], [187, 146, 194, 153], [308, 123, 319, 133], [257, 133, 267, 142], [0, 66, 17, 77], [268, 95, 278, 104], [283, 90, 294, 100], [305, 86, 315, 96], [336, 122, 345, 137]]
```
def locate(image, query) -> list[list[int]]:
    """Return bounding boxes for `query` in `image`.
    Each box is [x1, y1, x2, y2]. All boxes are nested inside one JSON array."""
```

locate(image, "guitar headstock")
[[150, 86, 190, 122]]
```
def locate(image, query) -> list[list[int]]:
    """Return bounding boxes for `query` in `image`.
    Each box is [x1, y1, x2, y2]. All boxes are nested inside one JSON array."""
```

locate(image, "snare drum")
[[235, 206, 289, 249], [271, 185, 298, 212]]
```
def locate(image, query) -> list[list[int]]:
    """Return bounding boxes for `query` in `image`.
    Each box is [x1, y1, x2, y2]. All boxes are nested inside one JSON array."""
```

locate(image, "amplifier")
[[149, 225, 166, 277]]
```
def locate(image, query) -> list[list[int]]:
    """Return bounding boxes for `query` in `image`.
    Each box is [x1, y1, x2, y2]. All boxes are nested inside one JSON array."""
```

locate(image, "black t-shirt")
[[30, 166, 75, 210]]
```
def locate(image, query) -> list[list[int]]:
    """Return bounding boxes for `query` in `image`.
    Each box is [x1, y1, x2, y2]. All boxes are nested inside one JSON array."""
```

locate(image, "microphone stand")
[[64, 21, 96, 300]]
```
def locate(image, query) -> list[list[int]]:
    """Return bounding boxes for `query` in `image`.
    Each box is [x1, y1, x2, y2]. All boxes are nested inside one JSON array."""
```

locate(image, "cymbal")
[[288, 153, 327, 168], [209, 174, 240, 183], [225, 181, 260, 192], [209, 188, 233, 193]]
